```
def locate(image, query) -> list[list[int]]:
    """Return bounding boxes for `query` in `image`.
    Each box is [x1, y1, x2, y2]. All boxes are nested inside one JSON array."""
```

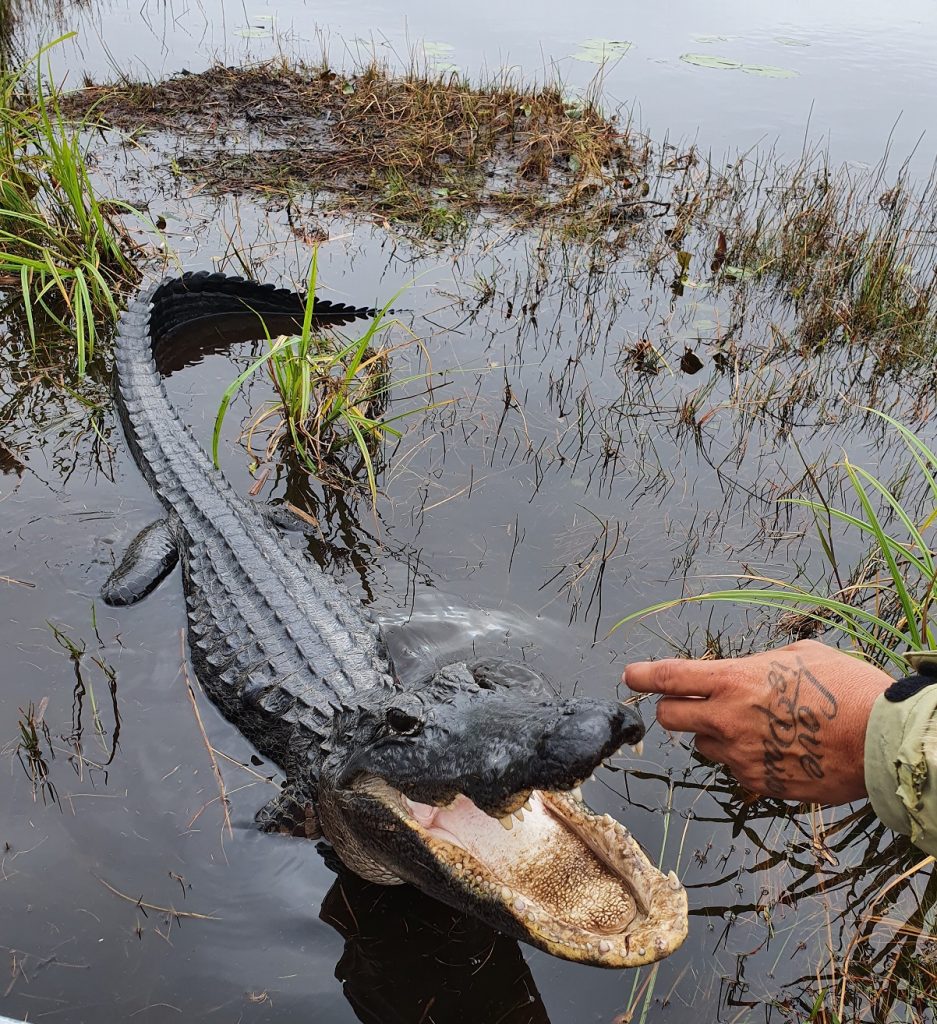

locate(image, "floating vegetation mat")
[[65, 61, 643, 236], [64, 58, 937, 381]]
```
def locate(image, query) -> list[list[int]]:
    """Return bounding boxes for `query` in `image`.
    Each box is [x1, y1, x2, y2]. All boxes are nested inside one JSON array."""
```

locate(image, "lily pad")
[[236, 13, 275, 38], [740, 63, 799, 78], [680, 53, 742, 71], [420, 42, 459, 75], [692, 34, 731, 44], [775, 36, 810, 47], [571, 38, 633, 63], [680, 53, 798, 78], [724, 264, 757, 281], [421, 41, 455, 57]]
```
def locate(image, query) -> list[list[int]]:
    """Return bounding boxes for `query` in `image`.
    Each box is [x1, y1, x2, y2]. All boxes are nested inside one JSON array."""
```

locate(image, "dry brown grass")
[[643, 145, 937, 372], [62, 58, 937, 378], [66, 60, 643, 234]]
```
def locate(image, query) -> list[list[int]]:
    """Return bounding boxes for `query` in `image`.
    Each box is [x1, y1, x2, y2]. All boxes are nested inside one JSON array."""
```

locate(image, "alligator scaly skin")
[[115, 272, 394, 781]]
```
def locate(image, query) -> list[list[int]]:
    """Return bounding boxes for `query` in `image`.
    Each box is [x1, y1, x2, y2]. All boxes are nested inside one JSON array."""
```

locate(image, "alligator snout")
[[538, 699, 645, 779], [328, 669, 647, 820]]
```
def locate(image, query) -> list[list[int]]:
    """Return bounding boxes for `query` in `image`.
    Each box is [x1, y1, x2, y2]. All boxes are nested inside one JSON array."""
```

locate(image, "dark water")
[[2, 3, 937, 1023]]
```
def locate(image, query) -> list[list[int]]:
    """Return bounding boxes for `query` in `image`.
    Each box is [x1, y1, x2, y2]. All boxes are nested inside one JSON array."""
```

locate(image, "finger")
[[625, 658, 725, 698], [693, 734, 724, 764], [656, 696, 721, 737]]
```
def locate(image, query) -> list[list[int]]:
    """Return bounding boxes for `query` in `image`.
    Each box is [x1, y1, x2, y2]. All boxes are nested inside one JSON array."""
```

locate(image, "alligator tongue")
[[407, 792, 637, 934]]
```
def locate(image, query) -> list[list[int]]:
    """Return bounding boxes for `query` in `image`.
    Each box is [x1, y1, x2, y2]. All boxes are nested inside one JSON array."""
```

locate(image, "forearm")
[[865, 676, 937, 857]]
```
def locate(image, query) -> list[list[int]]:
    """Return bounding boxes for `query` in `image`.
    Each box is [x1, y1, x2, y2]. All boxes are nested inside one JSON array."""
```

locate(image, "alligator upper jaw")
[[372, 781, 688, 968]]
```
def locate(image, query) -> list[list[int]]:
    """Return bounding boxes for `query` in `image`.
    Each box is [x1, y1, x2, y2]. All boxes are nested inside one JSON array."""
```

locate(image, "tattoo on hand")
[[755, 657, 839, 797]]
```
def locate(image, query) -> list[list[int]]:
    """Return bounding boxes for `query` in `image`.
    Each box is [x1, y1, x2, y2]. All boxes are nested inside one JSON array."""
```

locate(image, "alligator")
[[103, 271, 688, 968]]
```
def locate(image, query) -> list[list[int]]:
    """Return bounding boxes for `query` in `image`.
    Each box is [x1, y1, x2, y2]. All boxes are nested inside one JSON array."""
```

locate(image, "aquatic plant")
[[0, 36, 147, 373], [213, 252, 446, 502], [715, 150, 937, 364], [63, 56, 937, 382], [63, 56, 637, 237], [614, 409, 937, 672], [611, 411, 937, 1023]]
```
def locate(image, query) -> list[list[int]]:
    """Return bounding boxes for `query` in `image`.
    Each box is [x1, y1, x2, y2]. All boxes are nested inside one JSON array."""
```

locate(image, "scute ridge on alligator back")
[[104, 271, 688, 967]]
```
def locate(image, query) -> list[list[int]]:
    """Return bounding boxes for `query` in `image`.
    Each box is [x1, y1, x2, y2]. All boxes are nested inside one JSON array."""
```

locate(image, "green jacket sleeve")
[[864, 685, 937, 856]]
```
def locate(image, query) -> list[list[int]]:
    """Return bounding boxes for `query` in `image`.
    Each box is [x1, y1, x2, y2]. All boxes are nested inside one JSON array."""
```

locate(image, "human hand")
[[624, 639, 893, 805]]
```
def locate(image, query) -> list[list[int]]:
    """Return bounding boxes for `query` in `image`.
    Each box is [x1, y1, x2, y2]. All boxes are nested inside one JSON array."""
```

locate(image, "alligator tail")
[[113, 271, 378, 492]]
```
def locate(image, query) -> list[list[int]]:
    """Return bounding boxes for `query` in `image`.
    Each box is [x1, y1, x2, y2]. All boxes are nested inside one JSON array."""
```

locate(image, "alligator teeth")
[[499, 814, 514, 830], [631, 740, 644, 757], [513, 808, 525, 822], [571, 786, 583, 801], [522, 798, 533, 812]]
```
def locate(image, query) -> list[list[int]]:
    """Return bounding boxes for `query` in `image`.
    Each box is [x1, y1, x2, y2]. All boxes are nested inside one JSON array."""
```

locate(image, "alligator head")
[[316, 660, 688, 967]]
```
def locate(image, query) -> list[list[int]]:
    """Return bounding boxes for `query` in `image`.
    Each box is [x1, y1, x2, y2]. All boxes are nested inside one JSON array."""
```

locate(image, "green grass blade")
[[301, 248, 319, 343], [345, 414, 378, 504], [19, 266, 36, 347], [849, 464, 934, 575], [212, 337, 290, 466], [869, 408, 937, 492], [844, 460, 922, 647], [785, 497, 934, 579], [610, 584, 913, 670]]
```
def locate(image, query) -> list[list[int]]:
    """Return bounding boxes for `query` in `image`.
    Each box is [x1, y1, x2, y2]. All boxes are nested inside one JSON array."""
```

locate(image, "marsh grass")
[[213, 253, 448, 501], [66, 57, 937, 386], [776, 831, 937, 1024], [64, 57, 641, 232], [0, 36, 147, 373], [608, 410, 937, 1013], [614, 411, 937, 673], [714, 151, 937, 365], [16, 697, 56, 805]]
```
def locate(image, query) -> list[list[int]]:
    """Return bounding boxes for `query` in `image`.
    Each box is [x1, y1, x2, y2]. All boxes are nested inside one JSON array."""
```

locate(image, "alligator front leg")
[[256, 780, 322, 839], [102, 518, 179, 606]]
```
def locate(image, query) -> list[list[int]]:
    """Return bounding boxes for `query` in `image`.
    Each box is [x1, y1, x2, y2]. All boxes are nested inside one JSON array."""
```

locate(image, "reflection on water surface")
[[2, 2, 937, 1023]]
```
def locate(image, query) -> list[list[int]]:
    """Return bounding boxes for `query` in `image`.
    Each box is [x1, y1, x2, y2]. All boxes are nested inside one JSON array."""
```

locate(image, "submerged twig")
[[97, 876, 220, 921], [179, 630, 233, 839]]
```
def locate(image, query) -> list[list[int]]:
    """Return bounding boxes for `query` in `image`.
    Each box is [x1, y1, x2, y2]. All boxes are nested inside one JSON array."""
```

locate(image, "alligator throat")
[[407, 792, 637, 934]]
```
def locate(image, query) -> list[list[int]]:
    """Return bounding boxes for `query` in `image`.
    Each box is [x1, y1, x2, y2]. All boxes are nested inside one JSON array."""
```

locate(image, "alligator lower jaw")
[[394, 787, 688, 968]]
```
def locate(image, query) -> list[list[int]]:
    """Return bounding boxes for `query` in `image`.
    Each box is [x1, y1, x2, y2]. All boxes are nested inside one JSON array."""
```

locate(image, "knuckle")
[[651, 660, 676, 690], [695, 737, 721, 764], [702, 711, 729, 744], [655, 697, 677, 730]]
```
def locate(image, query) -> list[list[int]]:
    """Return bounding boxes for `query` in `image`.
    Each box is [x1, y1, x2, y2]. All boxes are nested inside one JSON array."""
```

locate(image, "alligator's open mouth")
[[356, 776, 688, 968]]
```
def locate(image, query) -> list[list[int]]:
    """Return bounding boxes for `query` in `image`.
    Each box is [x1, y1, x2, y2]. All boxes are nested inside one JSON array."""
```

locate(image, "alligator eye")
[[386, 707, 423, 735]]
